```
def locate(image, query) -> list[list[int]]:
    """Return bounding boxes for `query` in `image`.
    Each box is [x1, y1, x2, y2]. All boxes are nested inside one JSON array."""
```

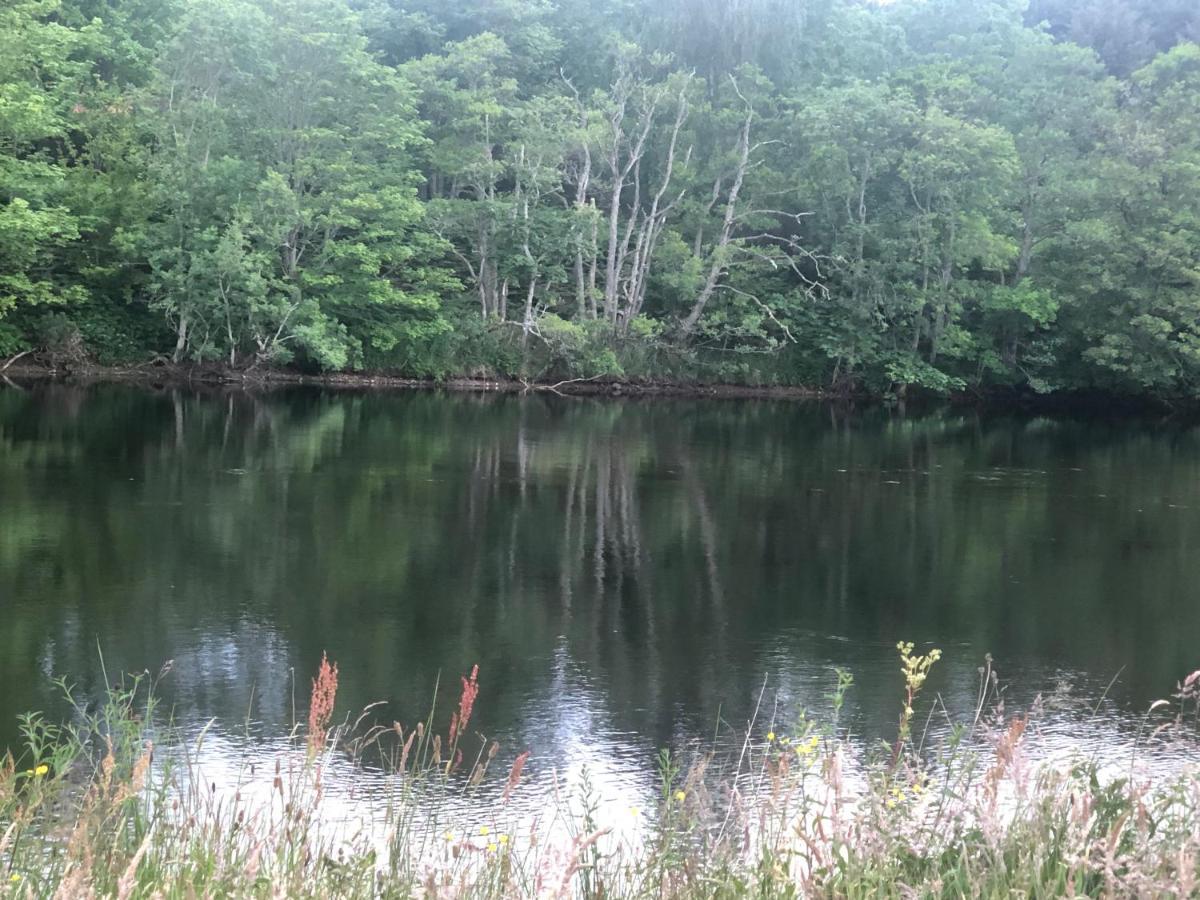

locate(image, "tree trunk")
[[681, 100, 752, 334], [1014, 202, 1035, 284], [173, 314, 189, 364]]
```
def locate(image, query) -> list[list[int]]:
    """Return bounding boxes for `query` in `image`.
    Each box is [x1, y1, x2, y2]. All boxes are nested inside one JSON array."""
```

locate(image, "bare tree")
[[680, 78, 825, 339]]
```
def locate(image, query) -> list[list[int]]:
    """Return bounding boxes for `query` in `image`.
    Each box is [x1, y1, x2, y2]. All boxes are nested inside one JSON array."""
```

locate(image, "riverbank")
[[3, 649, 1199, 898], [0, 358, 836, 401], [2, 357, 1191, 416]]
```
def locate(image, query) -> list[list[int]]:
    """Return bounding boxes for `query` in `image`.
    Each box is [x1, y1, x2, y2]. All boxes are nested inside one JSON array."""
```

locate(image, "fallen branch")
[[0, 349, 32, 372], [539, 373, 608, 395]]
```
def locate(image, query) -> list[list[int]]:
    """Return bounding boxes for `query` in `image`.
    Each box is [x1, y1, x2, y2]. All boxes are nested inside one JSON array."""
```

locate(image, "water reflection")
[[2, 383, 1200, 794]]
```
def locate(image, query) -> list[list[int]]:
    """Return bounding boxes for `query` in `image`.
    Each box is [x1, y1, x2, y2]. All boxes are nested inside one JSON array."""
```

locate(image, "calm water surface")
[[2, 382, 1199, 812]]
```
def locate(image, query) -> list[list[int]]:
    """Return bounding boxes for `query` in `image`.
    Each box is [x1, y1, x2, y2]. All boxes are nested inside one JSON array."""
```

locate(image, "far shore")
[[2, 358, 1190, 415]]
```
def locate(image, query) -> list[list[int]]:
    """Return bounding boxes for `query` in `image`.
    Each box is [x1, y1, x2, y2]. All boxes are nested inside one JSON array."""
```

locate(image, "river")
[[2, 382, 1198, 815]]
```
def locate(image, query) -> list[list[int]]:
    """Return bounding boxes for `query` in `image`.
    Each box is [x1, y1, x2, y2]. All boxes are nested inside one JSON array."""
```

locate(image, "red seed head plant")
[[448, 664, 479, 746], [503, 750, 530, 803], [307, 652, 339, 756]]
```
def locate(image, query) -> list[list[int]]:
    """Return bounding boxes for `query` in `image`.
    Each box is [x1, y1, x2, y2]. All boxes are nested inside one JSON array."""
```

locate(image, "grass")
[[2, 645, 1200, 898]]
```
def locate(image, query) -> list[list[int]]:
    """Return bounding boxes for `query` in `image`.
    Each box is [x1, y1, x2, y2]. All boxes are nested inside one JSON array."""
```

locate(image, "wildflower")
[[780, 736, 791, 746], [449, 665, 480, 744], [34, 764, 48, 777], [767, 731, 775, 742], [897, 642, 942, 693], [792, 739, 820, 763], [307, 652, 339, 754], [443, 831, 454, 842], [674, 790, 686, 802], [479, 825, 490, 836], [503, 750, 530, 803], [499, 834, 509, 845], [486, 843, 497, 853], [10, 873, 21, 883], [896, 642, 942, 743]]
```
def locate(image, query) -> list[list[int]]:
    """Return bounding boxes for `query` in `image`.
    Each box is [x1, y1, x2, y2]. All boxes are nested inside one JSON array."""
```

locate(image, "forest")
[[3, 0, 1200, 397]]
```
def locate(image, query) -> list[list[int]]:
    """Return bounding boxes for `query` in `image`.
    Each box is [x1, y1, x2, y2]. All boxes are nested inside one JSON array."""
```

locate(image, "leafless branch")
[[720, 285, 798, 343]]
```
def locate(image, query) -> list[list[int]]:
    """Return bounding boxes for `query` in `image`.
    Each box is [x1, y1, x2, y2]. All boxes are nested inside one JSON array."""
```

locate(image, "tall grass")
[[3, 645, 1200, 898]]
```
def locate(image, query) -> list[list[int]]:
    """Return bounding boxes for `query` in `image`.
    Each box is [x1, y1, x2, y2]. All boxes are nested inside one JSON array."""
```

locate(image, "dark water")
[[2, 382, 1199, 792]]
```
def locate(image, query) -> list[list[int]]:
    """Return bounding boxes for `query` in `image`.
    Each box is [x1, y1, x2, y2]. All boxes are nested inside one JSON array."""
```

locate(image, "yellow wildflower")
[[34, 764, 48, 777], [479, 825, 490, 836], [674, 790, 686, 802], [10, 873, 21, 883], [486, 842, 497, 853], [499, 834, 509, 846], [766, 732, 775, 742], [795, 735, 819, 758], [443, 831, 454, 842]]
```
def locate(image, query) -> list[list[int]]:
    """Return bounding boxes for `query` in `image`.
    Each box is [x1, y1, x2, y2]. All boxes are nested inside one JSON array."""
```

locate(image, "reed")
[[2, 646, 1199, 898]]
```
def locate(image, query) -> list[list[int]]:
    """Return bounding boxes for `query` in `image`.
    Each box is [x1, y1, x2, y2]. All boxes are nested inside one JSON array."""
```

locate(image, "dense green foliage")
[[3, 0, 1200, 396]]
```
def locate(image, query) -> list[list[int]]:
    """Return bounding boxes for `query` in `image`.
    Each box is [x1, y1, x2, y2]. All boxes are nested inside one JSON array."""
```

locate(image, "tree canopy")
[[3, 0, 1200, 397]]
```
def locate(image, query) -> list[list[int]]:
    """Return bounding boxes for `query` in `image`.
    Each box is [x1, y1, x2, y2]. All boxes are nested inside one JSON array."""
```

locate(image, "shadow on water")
[[2, 381, 1200, 788]]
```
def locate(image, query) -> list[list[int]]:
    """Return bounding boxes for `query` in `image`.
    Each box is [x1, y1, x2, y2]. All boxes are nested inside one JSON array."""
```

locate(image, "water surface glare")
[[2, 383, 1199, 806]]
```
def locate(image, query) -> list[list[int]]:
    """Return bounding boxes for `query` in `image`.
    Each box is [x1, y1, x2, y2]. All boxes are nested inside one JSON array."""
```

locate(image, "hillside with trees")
[[3, 0, 1200, 397]]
